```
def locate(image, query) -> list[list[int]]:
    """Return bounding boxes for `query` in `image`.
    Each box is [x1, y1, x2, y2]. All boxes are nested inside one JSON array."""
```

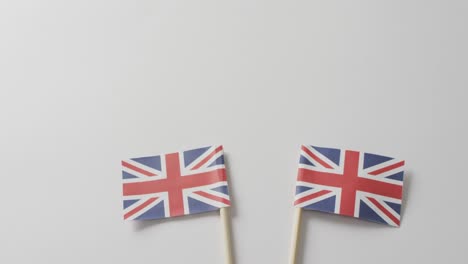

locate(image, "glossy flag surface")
[[294, 145, 405, 227], [122, 145, 230, 220]]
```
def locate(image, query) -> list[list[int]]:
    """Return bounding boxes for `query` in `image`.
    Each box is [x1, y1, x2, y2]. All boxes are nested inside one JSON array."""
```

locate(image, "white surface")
[[0, 1, 467, 263]]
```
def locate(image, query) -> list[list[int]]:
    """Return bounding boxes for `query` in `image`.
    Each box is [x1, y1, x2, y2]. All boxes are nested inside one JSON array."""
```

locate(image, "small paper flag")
[[122, 145, 230, 220], [294, 145, 405, 227]]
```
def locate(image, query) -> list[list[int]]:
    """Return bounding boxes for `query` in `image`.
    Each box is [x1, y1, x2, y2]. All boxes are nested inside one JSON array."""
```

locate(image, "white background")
[[0, 1, 467, 263]]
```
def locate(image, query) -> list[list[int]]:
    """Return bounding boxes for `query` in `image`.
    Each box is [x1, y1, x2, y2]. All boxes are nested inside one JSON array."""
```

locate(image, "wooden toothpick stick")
[[220, 207, 234, 264], [289, 207, 303, 264]]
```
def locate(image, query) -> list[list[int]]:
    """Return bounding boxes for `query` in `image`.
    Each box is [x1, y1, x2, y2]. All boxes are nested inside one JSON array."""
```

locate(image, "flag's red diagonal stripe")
[[368, 160, 405, 176], [301, 146, 333, 169], [367, 197, 400, 226], [193, 191, 231, 206], [191, 146, 223, 170], [123, 169, 227, 196], [294, 190, 332, 206], [124, 197, 158, 220], [122, 161, 156, 177]]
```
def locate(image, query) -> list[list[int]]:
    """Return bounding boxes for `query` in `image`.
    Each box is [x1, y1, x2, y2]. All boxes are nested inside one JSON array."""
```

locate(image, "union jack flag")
[[122, 145, 230, 220], [294, 145, 405, 227]]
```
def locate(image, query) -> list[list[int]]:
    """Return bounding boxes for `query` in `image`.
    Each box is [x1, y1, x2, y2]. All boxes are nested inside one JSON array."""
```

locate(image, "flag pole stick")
[[289, 207, 303, 264], [220, 207, 234, 264]]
